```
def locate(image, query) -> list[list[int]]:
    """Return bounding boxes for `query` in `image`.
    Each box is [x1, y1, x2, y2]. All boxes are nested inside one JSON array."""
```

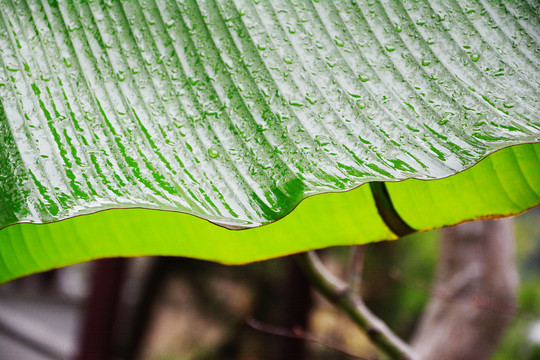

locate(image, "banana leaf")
[[0, 0, 539, 283]]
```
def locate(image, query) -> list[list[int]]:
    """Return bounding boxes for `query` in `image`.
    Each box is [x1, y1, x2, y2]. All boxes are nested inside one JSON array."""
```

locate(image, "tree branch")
[[296, 251, 419, 360], [246, 318, 370, 360], [411, 219, 518, 360]]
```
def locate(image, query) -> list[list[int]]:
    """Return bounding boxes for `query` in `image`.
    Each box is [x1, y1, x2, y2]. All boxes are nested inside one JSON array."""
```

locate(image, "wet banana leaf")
[[0, 0, 539, 283]]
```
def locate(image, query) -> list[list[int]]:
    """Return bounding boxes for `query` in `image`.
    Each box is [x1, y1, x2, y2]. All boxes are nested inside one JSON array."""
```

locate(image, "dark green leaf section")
[[0, 0, 539, 230]]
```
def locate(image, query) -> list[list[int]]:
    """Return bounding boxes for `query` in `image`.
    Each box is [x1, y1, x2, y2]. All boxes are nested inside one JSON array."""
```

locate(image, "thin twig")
[[296, 251, 419, 360], [246, 318, 373, 360], [348, 245, 367, 297]]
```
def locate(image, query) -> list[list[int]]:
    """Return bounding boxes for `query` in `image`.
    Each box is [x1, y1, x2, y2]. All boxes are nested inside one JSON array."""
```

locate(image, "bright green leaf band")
[[2, 142, 539, 283], [389, 143, 540, 230], [0, 178, 393, 283]]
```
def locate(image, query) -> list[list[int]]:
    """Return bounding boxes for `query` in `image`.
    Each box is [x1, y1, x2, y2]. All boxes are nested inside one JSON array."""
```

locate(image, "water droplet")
[[395, 24, 402, 33], [421, 59, 431, 66], [116, 105, 126, 115], [257, 43, 266, 51], [64, 58, 72, 68], [359, 74, 370, 82], [288, 26, 296, 34], [474, 115, 487, 127], [117, 72, 125, 82], [385, 45, 396, 52], [470, 53, 480, 62], [305, 95, 316, 104], [288, 100, 303, 107], [503, 101, 514, 108], [188, 77, 199, 86], [282, 56, 293, 64], [334, 37, 344, 47], [356, 101, 366, 109], [208, 148, 219, 158]]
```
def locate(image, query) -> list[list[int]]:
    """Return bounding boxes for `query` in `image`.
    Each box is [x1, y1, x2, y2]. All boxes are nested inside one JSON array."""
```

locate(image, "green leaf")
[[0, 1, 539, 282]]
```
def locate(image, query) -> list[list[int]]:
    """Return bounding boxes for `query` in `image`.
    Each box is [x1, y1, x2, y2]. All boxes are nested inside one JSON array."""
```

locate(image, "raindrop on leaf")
[[503, 101, 514, 109], [356, 101, 366, 109], [470, 53, 480, 62], [359, 74, 370, 82], [208, 148, 219, 158]]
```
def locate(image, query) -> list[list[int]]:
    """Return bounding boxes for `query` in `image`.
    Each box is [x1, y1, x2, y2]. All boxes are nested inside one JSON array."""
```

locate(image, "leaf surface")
[[0, 0, 539, 282]]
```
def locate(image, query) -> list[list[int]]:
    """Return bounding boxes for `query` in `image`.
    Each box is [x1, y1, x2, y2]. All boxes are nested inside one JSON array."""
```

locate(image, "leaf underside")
[[0, 0, 539, 282]]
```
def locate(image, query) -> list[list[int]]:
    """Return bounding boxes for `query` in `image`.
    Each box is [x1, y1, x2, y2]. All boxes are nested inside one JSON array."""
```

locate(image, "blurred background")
[[1, 207, 539, 360]]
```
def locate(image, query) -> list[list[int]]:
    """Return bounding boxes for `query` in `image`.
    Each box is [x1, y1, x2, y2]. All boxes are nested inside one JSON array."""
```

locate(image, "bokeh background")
[[1, 207, 539, 360]]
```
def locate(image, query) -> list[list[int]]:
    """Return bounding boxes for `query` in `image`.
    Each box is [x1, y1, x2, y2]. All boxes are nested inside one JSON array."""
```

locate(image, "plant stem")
[[296, 251, 419, 360]]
